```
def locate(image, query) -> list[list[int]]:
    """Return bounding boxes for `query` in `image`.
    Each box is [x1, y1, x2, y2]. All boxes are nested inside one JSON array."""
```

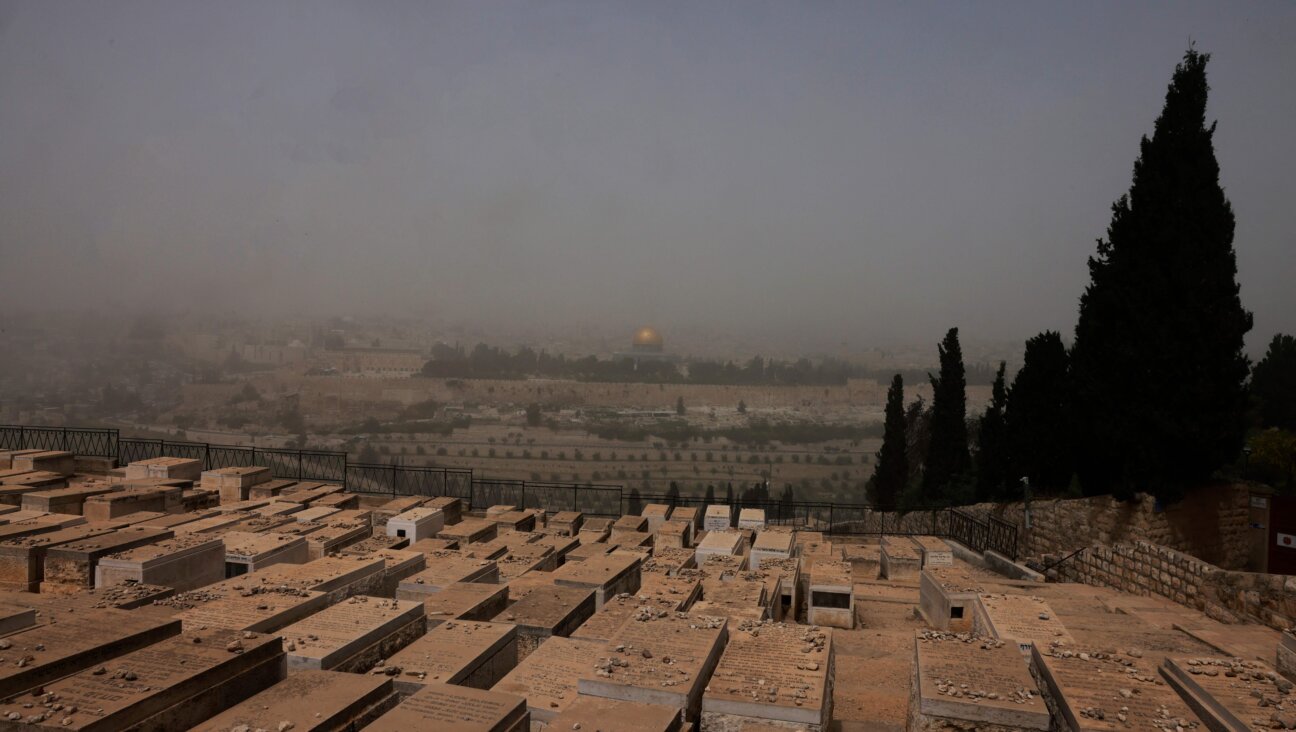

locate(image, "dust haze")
[[1, 1, 1294, 354]]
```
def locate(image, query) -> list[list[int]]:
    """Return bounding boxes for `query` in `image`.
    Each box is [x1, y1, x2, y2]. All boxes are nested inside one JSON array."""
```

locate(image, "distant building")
[[615, 326, 678, 366]]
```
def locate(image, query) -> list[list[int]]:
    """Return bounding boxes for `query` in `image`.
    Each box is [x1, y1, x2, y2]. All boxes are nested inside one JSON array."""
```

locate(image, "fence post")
[[391, 463, 398, 496], [298, 451, 304, 480], [62, 427, 68, 451], [204, 444, 211, 471]]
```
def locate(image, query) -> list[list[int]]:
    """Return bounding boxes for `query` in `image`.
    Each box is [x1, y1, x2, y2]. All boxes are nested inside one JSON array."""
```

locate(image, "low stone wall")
[[1041, 538, 1296, 631]]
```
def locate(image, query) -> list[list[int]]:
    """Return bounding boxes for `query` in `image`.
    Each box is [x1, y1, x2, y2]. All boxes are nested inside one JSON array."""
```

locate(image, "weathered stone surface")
[[164, 583, 327, 633], [386, 506, 444, 543], [439, 517, 499, 545], [749, 530, 794, 570], [492, 635, 608, 724], [423, 581, 510, 627], [396, 551, 498, 599], [491, 584, 595, 660], [40, 525, 175, 593], [0, 523, 121, 592], [191, 670, 395, 732], [1031, 643, 1203, 731], [703, 621, 833, 730], [974, 593, 1074, 655], [552, 551, 642, 609], [366, 682, 528, 731], [705, 505, 732, 531], [911, 630, 1049, 731], [19, 484, 118, 516], [737, 508, 766, 530], [1161, 655, 1292, 730], [880, 537, 921, 580], [94, 533, 225, 591], [808, 560, 854, 630], [549, 696, 682, 732], [375, 619, 516, 692], [279, 595, 424, 672], [912, 535, 955, 567]]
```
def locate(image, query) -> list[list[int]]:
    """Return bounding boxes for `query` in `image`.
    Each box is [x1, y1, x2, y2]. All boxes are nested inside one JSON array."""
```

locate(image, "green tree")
[[525, 403, 542, 427], [974, 363, 1010, 502], [676, 396, 685, 415], [922, 328, 970, 503], [1252, 334, 1296, 430], [737, 400, 747, 414], [627, 488, 643, 516], [1071, 49, 1252, 501], [1005, 332, 1072, 494], [869, 374, 908, 511], [705, 484, 716, 504]]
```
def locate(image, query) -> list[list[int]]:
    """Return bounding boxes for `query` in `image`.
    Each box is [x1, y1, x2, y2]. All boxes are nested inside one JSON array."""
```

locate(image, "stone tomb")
[[656, 519, 694, 549], [880, 536, 921, 579], [550, 696, 683, 732], [277, 482, 345, 505], [737, 508, 766, 530], [396, 551, 498, 599], [640, 504, 674, 534], [376, 619, 517, 693], [167, 584, 328, 633], [423, 496, 464, 525], [247, 478, 300, 500], [696, 529, 745, 565], [494, 584, 596, 660], [313, 491, 358, 509], [808, 560, 854, 629], [0, 608, 181, 698], [754, 557, 801, 622], [488, 510, 536, 532], [191, 670, 396, 732], [302, 518, 371, 559], [0, 602, 36, 635], [20, 484, 118, 516], [579, 611, 729, 723], [702, 622, 834, 731], [220, 530, 309, 577], [549, 510, 584, 536], [424, 582, 511, 627], [440, 517, 499, 545], [123, 456, 203, 481], [644, 547, 698, 576], [912, 535, 955, 567], [705, 504, 732, 531], [0, 629, 284, 731], [578, 516, 614, 543], [249, 554, 389, 603], [409, 537, 459, 552], [280, 596, 425, 672], [551, 550, 642, 609], [0, 523, 121, 592], [911, 631, 1049, 731], [530, 533, 579, 563], [567, 541, 617, 563], [293, 505, 341, 524], [492, 635, 608, 724], [920, 568, 981, 632], [367, 682, 528, 732], [749, 530, 794, 570], [82, 485, 182, 521], [673, 506, 701, 533], [386, 506, 444, 542], [0, 450, 42, 470], [974, 593, 1075, 656], [201, 465, 271, 503], [11, 450, 75, 476], [1160, 655, 1292, 730], [94, 533, 225, 591], [1031, 644, 1203, 731], [496, 543, 557, 581], [40, 525, 175, 593], [842, 543, 882, 580]]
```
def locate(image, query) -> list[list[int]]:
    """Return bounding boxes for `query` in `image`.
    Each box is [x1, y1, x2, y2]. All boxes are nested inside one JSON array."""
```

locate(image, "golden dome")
[[632, 326, 663, 348]]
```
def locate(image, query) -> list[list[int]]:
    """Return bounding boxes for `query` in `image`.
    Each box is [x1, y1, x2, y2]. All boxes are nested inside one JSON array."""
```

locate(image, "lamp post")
[[1021, 476, 1032, 530]]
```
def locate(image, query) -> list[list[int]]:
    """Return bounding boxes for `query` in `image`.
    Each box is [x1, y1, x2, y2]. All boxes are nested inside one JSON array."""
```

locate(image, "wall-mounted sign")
[[1251, 497, 1269, 509], [1279, 533, 1295, 549]]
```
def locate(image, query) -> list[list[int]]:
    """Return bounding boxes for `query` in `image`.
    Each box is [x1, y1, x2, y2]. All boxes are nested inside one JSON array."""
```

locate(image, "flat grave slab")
[[703, 621, 833, 731], [492, 635, 608, 724], [1161, 655, 1292, 730], [314, 491, 358, 509], [611, 514, 650, 538], [302, 518, 371, 559], [572, 590, 688, 643], [641, 504, 673, 532], [277, 482, 345, 505], [579, 517, 614, 543], [440, 517, 499, 544], [246, 478, 300, 500], [172, 512, 252, 535], [0, 523, 121, 592], [920, 568, 983, 631], [280, 595, 424, 672], [19, 484, 118, 516], [645, 546, 697, 576], [579, 611, 729, 722], [880, 536, 921, 579], [202, 465, 271, 503], [493, 584, 595, 660], [123, 456, 201, 481], [424, 496, 464, 524], [655, 519, 693, 549], [249, 554, 388, 602], [191, 670, 395, 732], [375, 619, 517, 692], [409, 537, 459, 552], [671, 506, 701, 531], [11, 451, 74, 476], [737, 508, 766, 530], [530, 533, 579, 562], [214, 497, 272, 514], [0, 627, 284, 731], [423, 581, 510, 627], [912, 534, 955, 567], [496, 544, 557, 581], [165, 584, 327, 633], [0, 608, 181, 698], [567, 541, 617, 562], [396, 551, 498, 599], [0, 450, 42, 470], [221, 530, 309, 577], [749, 530, 794, 569], [488, 510, 536, 532], [696, 529, 744, 566], [975, 593, 1075, 655], [81, 485, 181, 521], [912, 630, 1049, 731], [552, 550, 642, 609], [842, 542, 882, 579], [1281, 631, 1296, 681], [549, 511, 584, 536], [549, 696, 683, 732], [640, 572, 703, 610], [0, 602, 36, 635], [294, 504, 341, 524], [43, 580, 175, 610], [40, 525, 175, 593], [1034, 645, 1205, 730], [337, 546, 424, 596], [366, 681, 528, 732], [94, 533, 224, 591]]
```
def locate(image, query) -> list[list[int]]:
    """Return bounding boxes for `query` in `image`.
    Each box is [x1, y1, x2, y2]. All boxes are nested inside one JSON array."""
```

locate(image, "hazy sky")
[[2, 2, 1293, 352]]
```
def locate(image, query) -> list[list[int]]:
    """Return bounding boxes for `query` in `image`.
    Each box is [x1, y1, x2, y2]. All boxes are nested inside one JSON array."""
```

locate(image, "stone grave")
[[737, 508, 766, 530], [656, 519, 693, 549], [808, 560, 854, 629], [34, 580, 175, 610], [440, 517, 499, 545], [82, 485, 182, 521], [611, 515, 650, 542], [645, 546, 697, 576], [201, 465, 271, 503], [252, 500, 305, 518], [579, 611, 729, 723], [370, 495, 426, 533], [280, 596, 425, 672], [486, 504, 517, 517], [551, 551, 642, 609], [842, 542, 882, 580], [366, 681, 528, 731], [911, 630, 1050, 731], [0, 523, 121, 592], [672, 506, 701, 533], [214, 497, 273, 514], [0, 602, 36, 635], [376, 619, 517, 693], [172, 512, 253, 535], [11, 451, 75, 476], [530, 533, 579, 563], [165, 583, 327, 633], [0, 628, 284, 731], [616, 531, 655, 549], [314, 491, 358, 510], [578, 516, 614, 544], [705, 504, 732, 531], [246, 478, 300, 501], [123, 456, 202, 481], [746, 558, 800, 622], [549, 511, 584, 536], [549, 696, 683, 732], [880, 536, 921, 579], [277, 482, 345, 505], [493, 584, 595, 660], [749, 530, 794, 570], [0, 450, 43, 470], [219, 531, 308, 577], [409, 537, 460, 552], [567, 541, 617, 563], [700, 551, 748, 577], [640, 504, 673, 534], [20, 484, 118, 516], [572, 588, 690, 643], [974, 593, 1075, 656], [496, 544, 557, 581], [492, 635, 608, 724], [702, 621, 834, 731], [94, 534, 224, 591], [0, 608, 181, 698], [386, 506, 444, 543], [40, 525, 175, 594], [424, 581, 511, 627], [488, 510, 536, 533], [191, 670, 396, 732], [302, 518, 371, 559], [696, 573, 771, 623], [396, 552, 498, 600], [1032, 644, 1204, 731], [1161, 655, 1292, 730], [0, 516, 84, 546], [293, 504, 341, 524], [920, 568, 984, 632], [0, 472, 69, 500], [424, 496, 464, 525], [912, 534, 955, 567], [697, 529, 745, 566], [250, 554, 389, 603]]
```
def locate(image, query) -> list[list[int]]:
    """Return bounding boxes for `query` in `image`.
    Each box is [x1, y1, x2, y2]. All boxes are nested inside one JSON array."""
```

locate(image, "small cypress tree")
[[1005, 332, 1072, 494], [705, 484, 716, 504], [975, 362, 1010, 502], [922, 328, 970, 503], [870, 374, 908, 511], [1071, 48, 1252, 500], [627, 487, 643, 516], [666, 481, 681, 505]]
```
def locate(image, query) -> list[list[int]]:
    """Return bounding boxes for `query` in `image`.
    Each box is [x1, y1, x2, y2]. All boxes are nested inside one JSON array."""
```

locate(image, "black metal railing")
[[0, 424, 1018, 557]]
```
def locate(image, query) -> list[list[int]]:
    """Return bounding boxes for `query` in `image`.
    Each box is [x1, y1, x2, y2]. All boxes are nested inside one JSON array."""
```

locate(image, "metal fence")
[[0, 424, 1017, 557]]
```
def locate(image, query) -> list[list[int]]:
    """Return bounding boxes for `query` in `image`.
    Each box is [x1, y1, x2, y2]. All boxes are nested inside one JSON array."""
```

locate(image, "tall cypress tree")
[[1071, 49, 1252, 501], [1005, 331, 1072, 494], [1252, 334, 1296, 430], [975, 362, 1010, 502], [922, 328, 970, 503], [870, 374, 908, 511]]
